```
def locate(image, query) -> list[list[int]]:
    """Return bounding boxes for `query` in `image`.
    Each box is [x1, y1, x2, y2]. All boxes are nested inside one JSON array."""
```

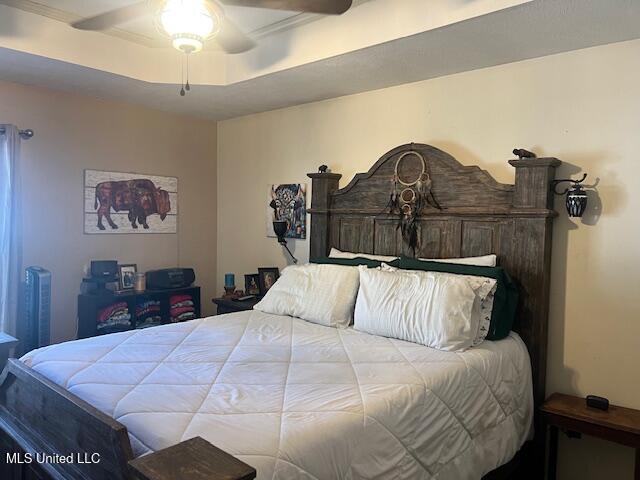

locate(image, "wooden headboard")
[[307, 143, 560, 409]]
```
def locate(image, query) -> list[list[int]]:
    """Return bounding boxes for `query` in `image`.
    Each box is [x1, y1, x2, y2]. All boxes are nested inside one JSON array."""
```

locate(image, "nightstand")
[[212, 297, 260, 315], [541, 393, 640, 480]]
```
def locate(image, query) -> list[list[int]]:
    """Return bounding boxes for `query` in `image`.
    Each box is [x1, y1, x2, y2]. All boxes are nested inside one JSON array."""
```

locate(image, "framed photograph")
[[118, 264, 137, 290], [258, 268, 280, 295], [244, 274, 260, 296]]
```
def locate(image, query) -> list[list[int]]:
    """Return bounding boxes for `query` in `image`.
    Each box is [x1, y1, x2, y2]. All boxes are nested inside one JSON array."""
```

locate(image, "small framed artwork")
[[118, 264, 137, 291], [245, 274, 261, 296], [258, 268, 280, 295]]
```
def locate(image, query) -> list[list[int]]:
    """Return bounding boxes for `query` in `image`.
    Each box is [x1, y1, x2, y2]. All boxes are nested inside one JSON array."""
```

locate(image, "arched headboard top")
[[317, 143, 559, 216], [335, 143, 513, 200], [308, 142, 560, 410]]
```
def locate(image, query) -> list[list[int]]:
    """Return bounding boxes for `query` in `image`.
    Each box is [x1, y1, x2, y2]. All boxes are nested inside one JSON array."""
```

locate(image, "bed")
[[0, 143, 560, 480], [20, 311, 533, 479]]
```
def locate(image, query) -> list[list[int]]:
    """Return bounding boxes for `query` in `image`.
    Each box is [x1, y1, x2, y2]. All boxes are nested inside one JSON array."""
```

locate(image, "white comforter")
[[21, 311, 533, 479]]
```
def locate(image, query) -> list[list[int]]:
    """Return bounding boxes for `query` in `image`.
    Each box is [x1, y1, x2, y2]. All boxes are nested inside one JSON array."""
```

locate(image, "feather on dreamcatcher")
[[386, 151, 441, 252]]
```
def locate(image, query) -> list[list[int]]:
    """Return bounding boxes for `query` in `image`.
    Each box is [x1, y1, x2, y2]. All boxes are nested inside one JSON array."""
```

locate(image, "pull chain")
[[178, 53, 192, 96], [180, 54, 185, 96], [185, 53, 191, 91]]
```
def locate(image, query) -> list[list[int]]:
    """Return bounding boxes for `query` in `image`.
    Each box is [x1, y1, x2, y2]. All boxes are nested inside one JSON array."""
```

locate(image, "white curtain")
[[0, 125, 22, 335]]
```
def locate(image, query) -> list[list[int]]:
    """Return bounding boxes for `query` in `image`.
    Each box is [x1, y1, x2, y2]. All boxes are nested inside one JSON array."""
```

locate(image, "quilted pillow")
[[354, 266, 479, 351], [254, 263, 359, 328]]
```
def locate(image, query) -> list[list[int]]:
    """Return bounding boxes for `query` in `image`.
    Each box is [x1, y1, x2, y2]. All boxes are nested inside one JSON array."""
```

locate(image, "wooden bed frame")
[[308, 143, 560, 478], [0, 143, 559, 479]]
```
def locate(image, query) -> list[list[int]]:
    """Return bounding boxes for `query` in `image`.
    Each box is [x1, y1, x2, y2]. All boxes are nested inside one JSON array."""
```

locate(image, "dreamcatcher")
[[386, 150, 441, 252]]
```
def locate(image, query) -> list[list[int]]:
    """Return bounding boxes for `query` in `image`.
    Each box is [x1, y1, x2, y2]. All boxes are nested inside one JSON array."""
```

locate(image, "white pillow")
[[378, 264, 496, 346], [330, 247, 497, 267], [419, 254, 497, 267], [354, 266, 479, 351], [254, 264, 359, 328], [329, 248, 398, 262]]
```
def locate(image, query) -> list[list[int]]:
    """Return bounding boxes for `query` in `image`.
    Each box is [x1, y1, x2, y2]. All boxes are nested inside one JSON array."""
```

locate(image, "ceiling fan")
[[71, 0, 353, 54]]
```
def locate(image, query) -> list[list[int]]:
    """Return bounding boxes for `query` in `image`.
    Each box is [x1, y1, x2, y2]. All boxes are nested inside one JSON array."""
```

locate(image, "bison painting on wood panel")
[[84, 170, 178, 234]]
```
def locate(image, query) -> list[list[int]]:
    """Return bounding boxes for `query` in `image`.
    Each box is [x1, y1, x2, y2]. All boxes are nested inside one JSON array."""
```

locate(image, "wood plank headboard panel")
[[308, 143, 560, 408]]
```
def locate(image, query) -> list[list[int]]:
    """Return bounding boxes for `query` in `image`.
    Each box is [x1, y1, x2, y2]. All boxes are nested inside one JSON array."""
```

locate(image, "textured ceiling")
[[0, 0, 639, 120], [31, 0, 300, 38], [0, 0, 359, 49]]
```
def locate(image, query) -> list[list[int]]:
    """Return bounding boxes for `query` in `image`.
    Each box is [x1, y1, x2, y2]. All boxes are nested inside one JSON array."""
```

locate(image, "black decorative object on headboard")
[[513, 148, 537, 159]]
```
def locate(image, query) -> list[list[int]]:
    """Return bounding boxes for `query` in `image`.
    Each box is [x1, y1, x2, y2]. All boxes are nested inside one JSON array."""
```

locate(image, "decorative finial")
[[318, 165, 328, 173], [20, 129, 34, 139], [512, 148, 537, 159]]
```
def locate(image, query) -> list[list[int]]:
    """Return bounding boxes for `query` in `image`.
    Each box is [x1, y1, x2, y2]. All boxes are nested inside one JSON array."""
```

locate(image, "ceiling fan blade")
[[71, 1, 150, 31], [219, 0, 352, 15], [215, 16, 257, 54]]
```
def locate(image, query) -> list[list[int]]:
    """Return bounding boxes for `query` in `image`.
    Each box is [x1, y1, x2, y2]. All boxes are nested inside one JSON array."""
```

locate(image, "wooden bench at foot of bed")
[[0, 359, 256, 480]]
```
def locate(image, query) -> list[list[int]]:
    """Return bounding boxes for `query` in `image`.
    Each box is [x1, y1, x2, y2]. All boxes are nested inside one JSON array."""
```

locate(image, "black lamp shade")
[[566, 185, 587, 217], [273, 220, 288, 242], [273, 220, 298, 264]]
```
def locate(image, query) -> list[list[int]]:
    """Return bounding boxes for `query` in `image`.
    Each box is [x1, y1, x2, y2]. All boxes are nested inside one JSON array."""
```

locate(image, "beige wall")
[[0, 80, 217, 344], [218, 39, 640, 479]]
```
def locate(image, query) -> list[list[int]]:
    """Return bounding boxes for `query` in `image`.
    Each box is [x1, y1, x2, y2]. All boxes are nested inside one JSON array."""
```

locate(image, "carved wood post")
[[508, 157, 560, 404], [307, 172, 341, 260], [510, 158, 560, 209], [508, 157, 560, 475]]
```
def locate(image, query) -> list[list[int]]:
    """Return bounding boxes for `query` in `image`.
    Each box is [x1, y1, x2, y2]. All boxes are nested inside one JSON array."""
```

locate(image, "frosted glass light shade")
[[160, 0, 217, 53]]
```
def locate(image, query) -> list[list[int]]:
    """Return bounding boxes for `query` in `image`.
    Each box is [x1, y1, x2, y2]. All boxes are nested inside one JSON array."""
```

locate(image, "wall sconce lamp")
[[552, 173, 588, 217], [273, 220, 298, 264]]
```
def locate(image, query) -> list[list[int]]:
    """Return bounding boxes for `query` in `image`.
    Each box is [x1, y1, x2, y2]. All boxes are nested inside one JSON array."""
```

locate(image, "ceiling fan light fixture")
[[160, 0, 219, 53], [171, 34, 203, 53]]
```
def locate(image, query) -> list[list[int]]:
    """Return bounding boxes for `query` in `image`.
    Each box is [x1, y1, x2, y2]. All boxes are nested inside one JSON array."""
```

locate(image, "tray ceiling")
[[0, 0, 639, 120], [34, 0, 297, 33], [2, 0, 322, 47]]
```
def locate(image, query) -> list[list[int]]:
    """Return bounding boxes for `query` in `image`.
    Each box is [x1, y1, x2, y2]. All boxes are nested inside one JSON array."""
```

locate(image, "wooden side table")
[[212, 297, 259, 315], [128, 436, 255, 480], [541, 393, 640, 480]]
